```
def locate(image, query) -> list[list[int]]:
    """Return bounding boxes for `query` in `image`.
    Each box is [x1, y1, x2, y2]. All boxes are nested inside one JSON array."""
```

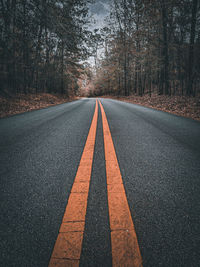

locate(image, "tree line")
[[93, 0, 200, 97], [0, 0, 94, 96]]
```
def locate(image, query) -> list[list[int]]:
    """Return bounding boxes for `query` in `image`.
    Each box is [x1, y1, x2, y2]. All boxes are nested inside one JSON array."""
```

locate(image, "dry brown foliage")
[[103, 94, 200, 121], [0, 93, 79, 118]]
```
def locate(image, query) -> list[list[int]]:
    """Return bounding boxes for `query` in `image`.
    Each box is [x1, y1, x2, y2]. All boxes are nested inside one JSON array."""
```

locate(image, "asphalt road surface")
[[0, 98, 200, 267]]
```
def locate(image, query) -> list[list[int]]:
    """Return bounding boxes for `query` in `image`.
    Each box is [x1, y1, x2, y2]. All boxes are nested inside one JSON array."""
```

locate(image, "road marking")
[[99, 100, 143, 267], [49, 100, 98, 267]]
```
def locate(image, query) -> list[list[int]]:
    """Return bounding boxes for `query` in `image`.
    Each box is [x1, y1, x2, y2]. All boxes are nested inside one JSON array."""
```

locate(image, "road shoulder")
[[101, 94, 200, 121]]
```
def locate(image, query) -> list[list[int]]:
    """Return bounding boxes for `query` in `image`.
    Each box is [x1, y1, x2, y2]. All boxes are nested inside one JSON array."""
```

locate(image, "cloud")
[[90, 2, 108, 15], [88, 1, 110, 30], [87, 0, 111, 65], [89, 0, 110, 16]]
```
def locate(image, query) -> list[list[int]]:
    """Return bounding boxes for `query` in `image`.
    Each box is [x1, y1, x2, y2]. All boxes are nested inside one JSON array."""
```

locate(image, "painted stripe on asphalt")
[[99, 100, 143, 267], [49, 100, 98, 267]]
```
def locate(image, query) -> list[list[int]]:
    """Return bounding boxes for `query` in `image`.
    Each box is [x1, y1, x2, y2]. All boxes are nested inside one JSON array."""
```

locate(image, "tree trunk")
[[187, 0, 198, 96], [23, 0, 27, 94], [61, 40, 64, 94], [161, 1, 169, 95]]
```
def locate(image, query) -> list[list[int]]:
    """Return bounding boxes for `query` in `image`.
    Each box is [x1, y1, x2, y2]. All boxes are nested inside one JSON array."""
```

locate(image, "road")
[[0, 98, 200, 267]]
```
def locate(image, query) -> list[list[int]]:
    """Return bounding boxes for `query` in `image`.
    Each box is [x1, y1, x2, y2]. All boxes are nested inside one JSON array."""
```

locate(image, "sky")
[[89, 0, 110, 29], [87, 0, 111, 65]]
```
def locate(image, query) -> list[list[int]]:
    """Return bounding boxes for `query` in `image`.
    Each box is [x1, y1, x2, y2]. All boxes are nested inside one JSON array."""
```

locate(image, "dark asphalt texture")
[[0, 98, 200, 267]]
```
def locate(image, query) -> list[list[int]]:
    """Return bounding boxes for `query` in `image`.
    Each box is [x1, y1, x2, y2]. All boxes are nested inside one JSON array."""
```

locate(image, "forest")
[[0, 0, 94, 96], [0, 0, 200, 101], [92, 0, 200, 97]]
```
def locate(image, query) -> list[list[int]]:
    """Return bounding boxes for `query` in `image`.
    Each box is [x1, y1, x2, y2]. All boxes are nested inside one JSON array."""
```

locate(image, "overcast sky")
[[88, 0, 110, 31], [87, 0, 111, 65]]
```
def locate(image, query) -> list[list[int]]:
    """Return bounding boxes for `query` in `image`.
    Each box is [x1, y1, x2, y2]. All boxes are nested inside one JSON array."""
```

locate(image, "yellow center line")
[[49, 100, 98, 267], [99, 100, 143, 267]]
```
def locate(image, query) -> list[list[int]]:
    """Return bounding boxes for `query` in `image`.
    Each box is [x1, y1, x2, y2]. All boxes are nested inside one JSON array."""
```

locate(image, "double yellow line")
[[49, 100, 142, 267]]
